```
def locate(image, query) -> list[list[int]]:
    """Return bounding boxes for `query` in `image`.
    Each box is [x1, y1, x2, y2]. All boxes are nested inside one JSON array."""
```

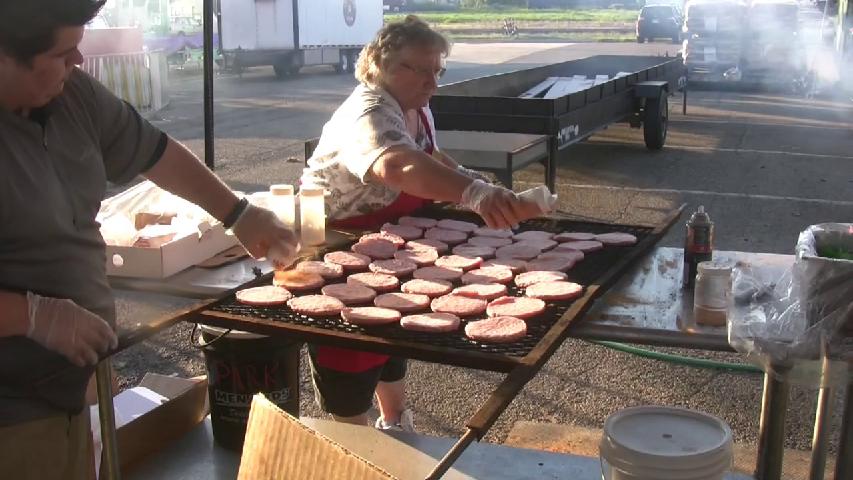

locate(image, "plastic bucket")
[[198, 325, 300, 451], [599, 406, 733, 480]]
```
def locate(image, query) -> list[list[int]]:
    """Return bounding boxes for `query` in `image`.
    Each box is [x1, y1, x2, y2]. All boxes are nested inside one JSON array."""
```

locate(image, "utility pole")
[[838, 0, 850, 55]]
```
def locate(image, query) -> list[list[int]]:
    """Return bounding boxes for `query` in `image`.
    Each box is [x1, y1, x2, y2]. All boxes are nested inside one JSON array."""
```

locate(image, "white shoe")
[[374, 409, 414, 432]]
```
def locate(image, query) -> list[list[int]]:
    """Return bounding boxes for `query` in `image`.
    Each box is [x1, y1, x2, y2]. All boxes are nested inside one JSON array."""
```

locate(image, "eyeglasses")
[[398, 61, 446, 80]]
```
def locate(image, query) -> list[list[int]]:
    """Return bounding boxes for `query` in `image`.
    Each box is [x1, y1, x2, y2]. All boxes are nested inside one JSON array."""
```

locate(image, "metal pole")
[[546, 135, 558, 194], [425, 428, 478, 480], [809, 339, 833, 480], [203, 0, 215, 170], [97, 359, 121, 480], [835, 381, 853, 480], [755, 367, 790, 480], [682, 72, 688, 116]]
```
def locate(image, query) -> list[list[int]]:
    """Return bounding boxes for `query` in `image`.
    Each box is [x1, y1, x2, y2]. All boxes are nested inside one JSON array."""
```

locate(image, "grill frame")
[[182, 205, 683, 373]]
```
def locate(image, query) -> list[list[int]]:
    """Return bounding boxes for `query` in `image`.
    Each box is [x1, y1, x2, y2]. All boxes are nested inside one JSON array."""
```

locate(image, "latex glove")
[[26, 292, 118, 367], [459, 180, 541, 229], [232, 203, 300, 269], [456, 165, 492, 183]]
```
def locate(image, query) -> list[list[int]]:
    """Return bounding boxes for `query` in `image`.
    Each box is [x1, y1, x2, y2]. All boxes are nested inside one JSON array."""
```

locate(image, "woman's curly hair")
[[355, 15, 450, 87]]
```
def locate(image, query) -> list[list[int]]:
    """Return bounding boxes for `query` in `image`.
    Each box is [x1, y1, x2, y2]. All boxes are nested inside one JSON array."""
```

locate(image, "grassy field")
[[386, 8, 638, 25]]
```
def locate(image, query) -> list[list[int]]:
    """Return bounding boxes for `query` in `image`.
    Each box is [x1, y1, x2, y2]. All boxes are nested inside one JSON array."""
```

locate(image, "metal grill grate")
[[207, 209, 654, 359]]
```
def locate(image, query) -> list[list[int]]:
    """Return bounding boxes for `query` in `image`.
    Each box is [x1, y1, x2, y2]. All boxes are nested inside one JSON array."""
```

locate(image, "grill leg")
[[835, 381, 853, 480], [97, 359, 121, 480], [425, 428, 478, 480], [546, 136, 557, 194]]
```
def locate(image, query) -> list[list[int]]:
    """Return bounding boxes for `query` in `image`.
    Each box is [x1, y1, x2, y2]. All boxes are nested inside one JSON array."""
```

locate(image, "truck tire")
[[637, 36, 644, 43], [643, 94, 668, 150], [346, 50, 357, 73], [334, 51, 351, 74]]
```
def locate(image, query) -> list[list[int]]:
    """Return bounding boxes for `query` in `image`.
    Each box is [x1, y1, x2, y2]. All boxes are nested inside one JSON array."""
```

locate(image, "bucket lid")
[[600, 406, 732, 475], [200, 324, 267, 340]]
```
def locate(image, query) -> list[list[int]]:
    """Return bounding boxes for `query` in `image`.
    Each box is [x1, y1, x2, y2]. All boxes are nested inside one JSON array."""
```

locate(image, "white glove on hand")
[[232, 203, 300, 269], [457, 165, 492, 183], [26, 292, 118, 367], [460, 180, 541, 229]]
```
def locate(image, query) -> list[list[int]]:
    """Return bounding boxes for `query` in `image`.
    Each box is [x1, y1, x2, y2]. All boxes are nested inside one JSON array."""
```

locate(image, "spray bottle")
[[683, 206, 714, 289]]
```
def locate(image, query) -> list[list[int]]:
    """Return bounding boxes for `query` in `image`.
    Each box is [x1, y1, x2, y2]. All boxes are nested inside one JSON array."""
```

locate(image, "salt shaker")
[[693, 261, 732, 327], [299, 187, 326, 246], [269, 184, 295, 229]]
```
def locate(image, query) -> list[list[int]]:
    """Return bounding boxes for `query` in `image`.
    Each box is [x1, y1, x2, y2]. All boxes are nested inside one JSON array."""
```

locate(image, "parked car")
[[636, 4, 683, 44], [383, 0, 407, 12]]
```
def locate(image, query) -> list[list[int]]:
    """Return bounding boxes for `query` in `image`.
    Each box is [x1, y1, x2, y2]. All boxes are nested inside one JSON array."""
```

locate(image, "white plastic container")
[[269, 184, 295, 229], [600, 406, 733, 480], [299, 187, 326, 246]]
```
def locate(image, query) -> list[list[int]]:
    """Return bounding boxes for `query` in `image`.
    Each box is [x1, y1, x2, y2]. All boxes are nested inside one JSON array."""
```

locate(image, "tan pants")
[[0, 410, 93, 480]]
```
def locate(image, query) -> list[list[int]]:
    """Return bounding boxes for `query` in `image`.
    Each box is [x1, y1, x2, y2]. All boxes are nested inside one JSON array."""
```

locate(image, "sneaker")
[[374, 408, 414, 432]]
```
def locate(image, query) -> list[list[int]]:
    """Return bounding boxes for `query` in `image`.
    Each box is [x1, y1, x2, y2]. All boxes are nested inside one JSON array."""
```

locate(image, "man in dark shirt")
[[0, 1, 298, 478]]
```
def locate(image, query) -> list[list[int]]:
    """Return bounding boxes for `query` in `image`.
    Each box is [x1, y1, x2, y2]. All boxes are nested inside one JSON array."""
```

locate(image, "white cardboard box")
[[106, 224, 239, 279]]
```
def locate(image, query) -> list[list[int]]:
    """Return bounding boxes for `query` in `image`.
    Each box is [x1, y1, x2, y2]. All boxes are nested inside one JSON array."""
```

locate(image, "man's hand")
[[459, 180, 541, 229], [26, 292, 118, 367], [232, 204, 300, 268]]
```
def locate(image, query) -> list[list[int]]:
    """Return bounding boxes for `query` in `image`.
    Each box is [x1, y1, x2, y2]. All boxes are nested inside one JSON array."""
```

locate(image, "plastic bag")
[[728, 223, 853, 386]]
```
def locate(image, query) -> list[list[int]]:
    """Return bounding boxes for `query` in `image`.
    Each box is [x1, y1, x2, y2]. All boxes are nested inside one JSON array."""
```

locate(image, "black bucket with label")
[[197, 325, 300, 451]]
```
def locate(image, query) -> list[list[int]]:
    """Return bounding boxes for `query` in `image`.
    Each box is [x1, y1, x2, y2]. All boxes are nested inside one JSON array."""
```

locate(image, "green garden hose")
[[588, 340, 763, 374]]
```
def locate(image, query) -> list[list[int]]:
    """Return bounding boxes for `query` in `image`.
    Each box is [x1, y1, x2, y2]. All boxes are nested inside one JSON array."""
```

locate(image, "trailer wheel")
[[334, 51, 351, 74], [643, 94, 668, 150], [636, 36, 644, 43], [346, 51, 357, 73]]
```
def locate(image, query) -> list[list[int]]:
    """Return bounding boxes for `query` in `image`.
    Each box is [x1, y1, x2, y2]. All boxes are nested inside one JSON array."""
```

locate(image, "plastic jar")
[[694, 261, 733, 327]]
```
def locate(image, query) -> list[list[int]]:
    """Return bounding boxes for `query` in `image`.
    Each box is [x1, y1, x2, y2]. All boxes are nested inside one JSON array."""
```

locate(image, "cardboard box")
[[106, 223, 239, 279], [97, 373, 209, 475], [238, 395, 397, 480]]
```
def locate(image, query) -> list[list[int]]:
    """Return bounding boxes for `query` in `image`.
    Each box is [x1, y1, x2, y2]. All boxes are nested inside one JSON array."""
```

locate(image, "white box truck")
[[217, 0, 383, 78]]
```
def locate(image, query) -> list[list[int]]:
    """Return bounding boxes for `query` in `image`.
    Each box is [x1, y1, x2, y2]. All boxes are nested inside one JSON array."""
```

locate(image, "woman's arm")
[[371, 146, 472, 202]]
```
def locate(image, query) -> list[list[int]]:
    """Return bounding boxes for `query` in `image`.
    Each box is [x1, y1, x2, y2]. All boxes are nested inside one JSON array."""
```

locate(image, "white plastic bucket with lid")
[[599, 406, 733, 480]]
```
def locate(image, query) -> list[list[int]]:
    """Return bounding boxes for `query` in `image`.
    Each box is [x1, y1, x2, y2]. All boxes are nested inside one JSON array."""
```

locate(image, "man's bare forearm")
[[143, 137, 239, 223], [0, 290, 29, 338]]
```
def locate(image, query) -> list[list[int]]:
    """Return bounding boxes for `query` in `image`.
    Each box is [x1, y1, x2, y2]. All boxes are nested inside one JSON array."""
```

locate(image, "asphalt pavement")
[[114, 35, 853, 468]]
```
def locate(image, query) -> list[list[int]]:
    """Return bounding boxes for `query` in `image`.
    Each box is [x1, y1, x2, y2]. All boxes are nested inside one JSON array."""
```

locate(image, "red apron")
[[316, 109, 435, 373]]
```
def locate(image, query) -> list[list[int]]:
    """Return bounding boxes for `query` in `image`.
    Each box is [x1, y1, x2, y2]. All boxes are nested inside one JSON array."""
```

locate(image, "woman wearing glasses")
[[300, 16, 541, 431]]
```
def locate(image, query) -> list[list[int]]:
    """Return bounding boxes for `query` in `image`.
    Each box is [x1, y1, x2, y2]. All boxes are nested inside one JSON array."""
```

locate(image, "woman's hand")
[[460, 180, 541, 229]]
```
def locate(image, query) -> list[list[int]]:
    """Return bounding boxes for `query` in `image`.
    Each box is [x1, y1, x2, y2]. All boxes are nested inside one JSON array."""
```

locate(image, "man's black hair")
[[0, 0, 106, 65]]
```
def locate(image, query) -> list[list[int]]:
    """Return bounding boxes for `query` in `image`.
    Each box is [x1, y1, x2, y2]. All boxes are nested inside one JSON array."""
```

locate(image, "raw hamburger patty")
[[513, 230, 554, 241], [287, 295, 344, 316], [398, 216, 438, 229], [341, 307, 401, 326], [437, 219, 479, 233], [452, 245, 495, 259], [514, 270, 568, 288], [236, 286, 293, 306], [462, 267, 514, 285], [424, 227, 468, 245], [467, 236, 513, 248], [514, 238, 557, 252], [296, 261, 344, 279], [482, 258, 527, 273], [369, 259, 418, 277], [360, 232, 405, 247], [324, 251, 371, 271], [595, 232, 638, 246], [400, 313, 461, 333], [526, 281, 584, 301], [395, 248, 438, 266], [321, 283, 377, 305], [554, 232, 597, 242], [401, 279, 454, 297], [406, 238, 449, 254], [413, 266, 464, 282], [537, 250, 584, 263], [473, 227, 513, 238], [453, 283, 508, 300], [273, 270, 324, 290], [495, 244, 541, 261], [465, 316, 527, 343], [525, 257, 575, 273], [431, 294, 487, 317], [352, 238, 397, 259], [347, 272, 400, 292], [555, 240, 603, 253], [381, 223, 423, 240], [374, 292, 430, 312], [486, 296, 546, 319], [435, 255, 482, 271]]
